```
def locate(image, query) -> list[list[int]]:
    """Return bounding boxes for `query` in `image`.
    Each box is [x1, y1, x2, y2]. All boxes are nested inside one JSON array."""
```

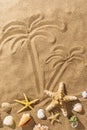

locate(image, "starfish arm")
[[60, 103, 67, 117], [58, 82, 65, 93], [47, 113, 54, 119], [23, 93, 29, 102], [17, 106, 27, 113], [64, 95, 77, 102], [51, 120, 54, 125], [14, 99, 25, 105], [44, 90, 54, 97], [47, 117, 52, 120], [51, 119, 59, 125], [56, 113, 60, 117], [28, 105, 33, 110], [46, 100, 58, 111], [29, 99, 39, 104], [56, 119, 60, 123]]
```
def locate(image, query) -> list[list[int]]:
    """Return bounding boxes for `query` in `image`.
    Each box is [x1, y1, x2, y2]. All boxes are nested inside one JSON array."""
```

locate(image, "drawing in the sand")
[[0, 14, 65, 95], [45, 45, 85, 91]]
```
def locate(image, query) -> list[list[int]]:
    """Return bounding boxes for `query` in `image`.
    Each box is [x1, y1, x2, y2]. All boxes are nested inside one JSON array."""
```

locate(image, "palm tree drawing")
[[45, 45, 85, 91], [0, 14, 65, 95]]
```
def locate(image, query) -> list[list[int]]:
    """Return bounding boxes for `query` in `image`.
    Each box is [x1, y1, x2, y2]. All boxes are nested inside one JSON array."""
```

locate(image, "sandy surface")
[[0, 0, 87, 130]]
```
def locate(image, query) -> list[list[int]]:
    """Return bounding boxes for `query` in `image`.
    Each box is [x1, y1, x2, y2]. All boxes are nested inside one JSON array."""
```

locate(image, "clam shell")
[[1, 102, 12, 113], [37, 109, 45, 119], [81, 91, 87, 98], [3, 116, 15, 127], [18, 113, 31, 127], [73, 103, 82, 113]]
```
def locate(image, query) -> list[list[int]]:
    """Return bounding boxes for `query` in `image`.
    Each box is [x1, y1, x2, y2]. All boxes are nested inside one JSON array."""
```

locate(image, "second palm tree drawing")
[[45, 45, 85, 91]]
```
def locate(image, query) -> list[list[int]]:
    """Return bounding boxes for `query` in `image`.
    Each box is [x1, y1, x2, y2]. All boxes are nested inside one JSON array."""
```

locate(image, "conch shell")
[[73, 103, 83, 113], [18, 113, 31, 127]]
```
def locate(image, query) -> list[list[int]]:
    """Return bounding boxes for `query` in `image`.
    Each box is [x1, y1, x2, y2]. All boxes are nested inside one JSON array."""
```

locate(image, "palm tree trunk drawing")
[[0, 14, 65, 95], [46, 62, 68, 91]]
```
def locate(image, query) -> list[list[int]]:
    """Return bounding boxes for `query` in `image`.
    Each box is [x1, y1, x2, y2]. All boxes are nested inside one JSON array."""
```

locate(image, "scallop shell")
[[3, 116, 15, 127], [37, 109, 45, 119], [1, 102, 12, 113], [73, 103, 82, 113], [81, 91, 87, 98], [33, 124, 49, 130], [18, 113, 31, 127]]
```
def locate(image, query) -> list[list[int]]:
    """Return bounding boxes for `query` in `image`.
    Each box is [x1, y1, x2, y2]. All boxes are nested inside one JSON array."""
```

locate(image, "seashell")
[[37, 109, 45, 119], [33, 124, 49, 130], [73, 103, 83, 113], [18, 113, 31, 127], [3, 116, 15, 127], [70, 121, 78, 128], [81, 91, 87, 98], [1, 102, 12, 113]]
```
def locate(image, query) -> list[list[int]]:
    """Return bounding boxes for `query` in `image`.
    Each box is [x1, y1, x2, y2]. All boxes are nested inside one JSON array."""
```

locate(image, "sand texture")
[[0, 0, 87, 130]]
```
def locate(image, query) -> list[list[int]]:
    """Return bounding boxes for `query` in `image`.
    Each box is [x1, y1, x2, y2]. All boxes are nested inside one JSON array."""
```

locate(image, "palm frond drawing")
[[45, 45, 85, 91], [0, 14, 65, 95]]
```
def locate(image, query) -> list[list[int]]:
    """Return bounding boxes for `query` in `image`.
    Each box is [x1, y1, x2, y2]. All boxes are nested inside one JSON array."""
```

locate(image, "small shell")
[[37, 109, 45, 119], [33, 124, 49, 130], [3, 116, 15, 127], [73, 103, 83, 113], [18, 113, 31, 127], [81, 91, 87, 98], [1, 102, 12, 113], [71, 121, 78, 128]]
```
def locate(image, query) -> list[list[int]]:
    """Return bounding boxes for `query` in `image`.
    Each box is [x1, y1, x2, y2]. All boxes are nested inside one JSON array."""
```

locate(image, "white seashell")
[[33, 124, 49, 130], [1, 102, 12, 113], [37, 109, 45, 119], [3, 116, 15, 127], [71, 121, 78, 128], [81, 91, 87, 98], [18, 113, 31, 127], [73, 103, 82, 113]]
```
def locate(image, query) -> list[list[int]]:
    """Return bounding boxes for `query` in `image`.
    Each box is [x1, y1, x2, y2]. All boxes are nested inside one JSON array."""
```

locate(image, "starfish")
[[44, 82, 77, 117], [47, 112, 60, 125], [14, 93, 39, 113]]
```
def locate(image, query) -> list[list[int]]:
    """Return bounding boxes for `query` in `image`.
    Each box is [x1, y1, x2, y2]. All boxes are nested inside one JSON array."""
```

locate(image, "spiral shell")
[[18, 113, 31, 127]]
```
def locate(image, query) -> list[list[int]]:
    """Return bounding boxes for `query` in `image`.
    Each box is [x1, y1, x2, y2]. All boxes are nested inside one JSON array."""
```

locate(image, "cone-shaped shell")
[[73, 103, 83, 113], [18, 113, 31, 127]]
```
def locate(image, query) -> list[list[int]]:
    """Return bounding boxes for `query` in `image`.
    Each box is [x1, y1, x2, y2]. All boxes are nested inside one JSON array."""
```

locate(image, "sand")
[[0, 0, 87, 130]]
